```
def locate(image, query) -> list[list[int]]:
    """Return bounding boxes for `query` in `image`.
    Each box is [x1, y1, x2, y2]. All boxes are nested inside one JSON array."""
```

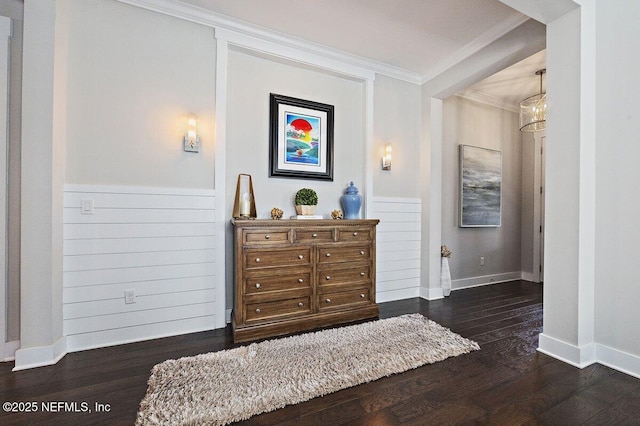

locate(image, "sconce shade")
[[184, 113, 200, 152], [519, 69, 547, 132], [382, 144, 392, 170]]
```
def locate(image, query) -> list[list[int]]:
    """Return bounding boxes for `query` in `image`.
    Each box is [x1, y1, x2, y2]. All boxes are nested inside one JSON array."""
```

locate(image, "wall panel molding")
[[62, 184, 221, 352], [372, 197, 422, 303]]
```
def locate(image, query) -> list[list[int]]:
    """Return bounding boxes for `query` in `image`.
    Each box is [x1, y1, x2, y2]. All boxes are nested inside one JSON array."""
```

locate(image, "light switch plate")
[[80, 198, 94, 215]]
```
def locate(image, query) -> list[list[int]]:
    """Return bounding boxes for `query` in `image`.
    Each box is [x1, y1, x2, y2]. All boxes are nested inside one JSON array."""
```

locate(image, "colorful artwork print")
[[285, 112, 321, 166], [269, 93, 334, 181], [460, 145, 502, 227]]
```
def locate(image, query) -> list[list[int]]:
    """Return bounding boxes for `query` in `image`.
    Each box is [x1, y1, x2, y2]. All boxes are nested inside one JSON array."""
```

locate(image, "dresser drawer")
[[243, 229, 291, 245], [318, 245, 371, 263], [245, 296, 312, 323], [318, 289, 371, 311], [337, 227, 373, 242], [317, 265, 370, 289], [244, 247, 312, 269], [294, 229, 334, 243], [244, 268, 312, 295]]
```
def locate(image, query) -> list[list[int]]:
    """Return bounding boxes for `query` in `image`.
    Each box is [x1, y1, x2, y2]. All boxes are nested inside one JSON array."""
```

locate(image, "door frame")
[[0, 16, 11, 361], [533, 131, 546, 283]]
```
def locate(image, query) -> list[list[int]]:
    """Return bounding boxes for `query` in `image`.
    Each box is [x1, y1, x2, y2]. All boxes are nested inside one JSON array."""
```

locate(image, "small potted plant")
[[294, 188, 318, 215]]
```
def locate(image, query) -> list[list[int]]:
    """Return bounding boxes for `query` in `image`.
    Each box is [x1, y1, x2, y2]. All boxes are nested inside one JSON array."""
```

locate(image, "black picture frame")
[[269, 93, 334, 181]]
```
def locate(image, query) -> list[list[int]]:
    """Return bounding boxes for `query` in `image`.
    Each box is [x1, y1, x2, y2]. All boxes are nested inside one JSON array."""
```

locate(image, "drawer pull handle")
[[326, 276, 331, 280], [360, 250, 365, 255], [360, 272, 365, 276], [298, 254, 304, 260], [255, 308, 261, 313], [326, 298, 331, 303], [360, 293, 366, 298], [326, 253, 331, 257], [312, 233, 318, 238], [255, 257, 261, 263], [255, 283, 261, 288], [298, 302, 304, 307], [265, 234, 270, 239], [298, 278, 304, 283], [353, 232, 358, 236]]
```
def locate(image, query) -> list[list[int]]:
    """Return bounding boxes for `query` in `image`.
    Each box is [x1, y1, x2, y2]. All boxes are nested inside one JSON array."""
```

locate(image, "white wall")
[[0, 0, 23, 344], [539, 6, 583, 353], [225, 49, 364, 220], [16, 0, 221, 367], [64, 0, 216, 188], [372, 74, 421, 199], [62, 185, 218, 352], [441, 96, 522, 287], [59, 0, 219, 350], [594, 1, 640, 360]]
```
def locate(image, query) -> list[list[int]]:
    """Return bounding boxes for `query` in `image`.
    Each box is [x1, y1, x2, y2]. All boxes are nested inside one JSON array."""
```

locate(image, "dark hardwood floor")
[[2, 281, 639, 425]]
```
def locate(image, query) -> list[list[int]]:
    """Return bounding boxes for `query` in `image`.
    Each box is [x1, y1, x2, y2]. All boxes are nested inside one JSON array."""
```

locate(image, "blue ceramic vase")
[[340, 181, 362, 219]]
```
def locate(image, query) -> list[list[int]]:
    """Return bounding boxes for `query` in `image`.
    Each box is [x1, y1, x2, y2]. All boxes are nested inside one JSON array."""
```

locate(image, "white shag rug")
[[136, 314, 480, 426]]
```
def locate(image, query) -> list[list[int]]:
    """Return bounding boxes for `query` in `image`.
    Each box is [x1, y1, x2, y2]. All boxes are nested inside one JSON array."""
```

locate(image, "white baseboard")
[[419, 286, 443, 300], [376, 287, 420, 303], [537, 333, 596, 368], [451, 271, 522, 291], [596, 343, 640, 379], [226, 308, 232, 323], [13, 336, 67, 371], [521, 271, 539, 283], [2, 340, 19, 362]]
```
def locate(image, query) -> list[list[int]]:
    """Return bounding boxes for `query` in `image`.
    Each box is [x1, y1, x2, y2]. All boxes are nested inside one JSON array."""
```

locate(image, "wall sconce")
[[183, 113, 200, 153], [382, 144, 392, 170]]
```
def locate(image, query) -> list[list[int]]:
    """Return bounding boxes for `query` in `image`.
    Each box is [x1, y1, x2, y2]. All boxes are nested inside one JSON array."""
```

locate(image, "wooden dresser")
[[231, 219, 379, 342]]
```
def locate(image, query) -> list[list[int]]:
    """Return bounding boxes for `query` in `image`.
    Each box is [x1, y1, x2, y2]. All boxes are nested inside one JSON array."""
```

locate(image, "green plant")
[[295, 188, 318, 206]]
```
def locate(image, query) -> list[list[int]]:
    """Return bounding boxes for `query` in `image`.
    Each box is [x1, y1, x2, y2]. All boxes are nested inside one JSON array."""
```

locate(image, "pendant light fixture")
[[519, 69, 546, 132]]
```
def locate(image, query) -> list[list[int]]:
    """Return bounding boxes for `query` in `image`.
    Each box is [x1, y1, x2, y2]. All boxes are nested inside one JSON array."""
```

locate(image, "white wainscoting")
[[63, 185, 220, 352], [371, 197, 422, 302]]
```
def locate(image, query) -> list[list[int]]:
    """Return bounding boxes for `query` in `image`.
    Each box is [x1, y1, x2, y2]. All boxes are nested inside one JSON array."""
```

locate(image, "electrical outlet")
[[480, 256, 485, 266], [124, 289, 136, 304]]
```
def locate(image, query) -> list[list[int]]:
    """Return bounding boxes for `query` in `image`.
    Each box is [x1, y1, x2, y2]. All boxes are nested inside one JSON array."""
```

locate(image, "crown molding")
[[116, 0, 422, 84], [455, 90, 519, 113], [421, 13, 530, 84]]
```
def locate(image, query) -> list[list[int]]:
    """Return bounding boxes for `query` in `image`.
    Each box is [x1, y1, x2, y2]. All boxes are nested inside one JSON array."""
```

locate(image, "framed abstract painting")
[[269, 93, 334, 181], [459, 145, 502, 227]]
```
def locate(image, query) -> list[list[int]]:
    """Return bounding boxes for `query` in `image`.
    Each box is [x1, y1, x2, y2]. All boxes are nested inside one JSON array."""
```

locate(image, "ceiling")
[[182, 0, 546, 105], [457, 49, 547, 111]]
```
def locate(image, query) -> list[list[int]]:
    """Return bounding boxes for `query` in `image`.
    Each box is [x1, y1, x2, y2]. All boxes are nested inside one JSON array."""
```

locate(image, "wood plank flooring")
[[1, 281, 639, 425]]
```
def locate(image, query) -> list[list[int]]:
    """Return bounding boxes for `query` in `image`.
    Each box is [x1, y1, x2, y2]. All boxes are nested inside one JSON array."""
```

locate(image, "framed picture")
[[459, 145, 502, 227], [269, 93, 334, 181]]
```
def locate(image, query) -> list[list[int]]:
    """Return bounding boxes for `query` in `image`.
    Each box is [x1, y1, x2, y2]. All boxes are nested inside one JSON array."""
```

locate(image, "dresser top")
[[232, 218, 379, 228]]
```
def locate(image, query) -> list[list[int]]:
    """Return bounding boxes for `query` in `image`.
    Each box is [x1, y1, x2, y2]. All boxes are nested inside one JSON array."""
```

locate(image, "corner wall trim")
[[420, 286, 444, 301], [537, 333, 596, 369], [13, 336, 67, 371]]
